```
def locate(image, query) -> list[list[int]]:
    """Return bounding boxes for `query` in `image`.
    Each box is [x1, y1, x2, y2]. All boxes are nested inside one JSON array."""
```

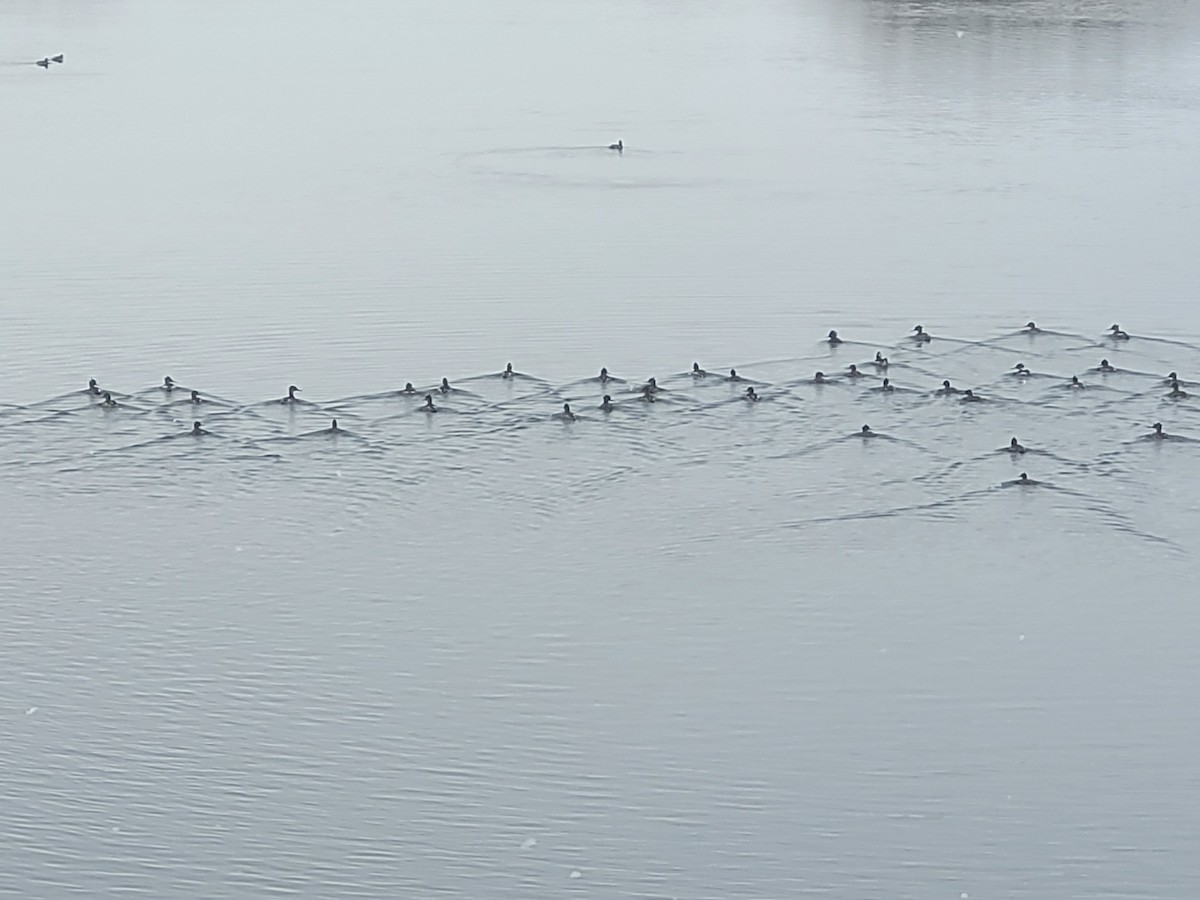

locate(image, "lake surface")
[[3, 1, 1199, 896]]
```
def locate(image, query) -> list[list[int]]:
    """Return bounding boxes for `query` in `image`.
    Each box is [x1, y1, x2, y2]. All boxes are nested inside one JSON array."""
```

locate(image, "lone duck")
[[608, 139, 623, 151]]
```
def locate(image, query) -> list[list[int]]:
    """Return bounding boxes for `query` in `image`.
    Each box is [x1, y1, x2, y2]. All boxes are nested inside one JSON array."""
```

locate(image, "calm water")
[[3, 1, 1200, 897]]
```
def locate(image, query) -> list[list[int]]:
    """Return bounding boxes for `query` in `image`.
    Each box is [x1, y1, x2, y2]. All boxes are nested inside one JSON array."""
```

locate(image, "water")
[[3, 1, 1200, 896]]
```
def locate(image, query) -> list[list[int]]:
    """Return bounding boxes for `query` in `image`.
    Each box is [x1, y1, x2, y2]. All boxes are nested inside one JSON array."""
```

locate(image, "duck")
[[1097, 359, 1116, 373], [600, 395, 614, 412], [873, 352, 889, 370], [1007, 437, 1026, 454], [599, 367, 611, 384], [726, 369, 744, 382], [421, 394, 437, 412], [1012, 472, 1038, 486], [329, 419, 341, 432], [190, 390, 202, 404], [36, 57, 50, 68], [846, 364, 864, 379], [1011, 363, 1031, 377], [876, 377, 895, 393], [101, 391, 118, 408], [813, 371, 829, 384], [608, 139, 623, 151], [1068, 375, 1084, 389], [859, 424, 875, 437], [87, 378, 102, 396], [501, 362, 515, 379], [1149, 422, 1166, 440], [936, 379, 960, 395], [51, 54, 64, 64], [961, 389, 982, 402], [644, 376, 660, 394], [1024, 321, 1040, 333], [401, 382, 416, 394], [559, 402, 577, 421], [640, 384, 657, 402], [161, 376, 175, 392], [1109, 324, 1130, 340], [439, 377, 452, 394], [280, 385, 301, 403], [743, 386, 760, 402], [190, 421, 207, 436], [1168, 380, 1188, 399], [827, 330, 843, 346], [691, 362, 707, 377], [912, 324, 931, 343]]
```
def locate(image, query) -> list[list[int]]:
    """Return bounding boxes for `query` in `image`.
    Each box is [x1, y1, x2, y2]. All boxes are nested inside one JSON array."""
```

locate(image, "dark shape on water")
[[421, 394, 437, 412], [162, 376, 175, 392], [101, 391, 118, 408], [847, 364, 863, 378], [692, 362, 707, 377], [559, 402, 576, 421], [744, 386, 759, 402], [1098, 359, 1116, 373], [961, 389, 982, 402], [860, 424, 874, 436], [813, 371, 828, 383], [873, 352, 888, 369], [1109, 324, 1130, 340], [1150, 422, 1166, 439], [51, 54, 64, 64], [1168, 380, 1188, 399], [502, 362, 514, 379], [912, 324, 931, 343], [827, 329, 842, 346], [600, 395, 613, 411], [281, 385, 301, 403], [937, 379, 959, 395], [190, 390, 202, 404], [1025, 321, 1040, 332], [36, 57, 50, 68], [1008, 437, 1025, 454], [87, 378, 102, 396], [608, 139, 623, 151], [439, 377, 452, 394], [190, 421, 207, 436]]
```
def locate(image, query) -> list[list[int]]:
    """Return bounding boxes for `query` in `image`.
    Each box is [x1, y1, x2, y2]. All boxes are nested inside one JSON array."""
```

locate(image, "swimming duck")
[[692, 362, 707, 377], [190, 390, 202, 404], [1109, 324, 1130, 340], [827, 330, 843, 345], [1025, 321, 1040, 333], [609, 139, 623, 151], [280, 385, 300, 403], [877, 378, 894, 393], [51, 54, 63, 64], [401, 382, 416, 394], [873, 352, 889, 370], [1068, 375, 1084, 389], [600, 395, 613, 411], [860, 424, 874, 436], [439, 377, 452, 394], [912, 324, 931, 343], [846, 364, 864, 379], [36, 57, 50, 68], [813, 371, 828, 384], [936, 379, 960, 395], [502, 363, 514, 379], [101, 391, 118, 408], [1149, 422, 1166, 439], [190, 421, 207, 436], [961, 389, 982, 402], [645, 377, 659, 394], [161, 376, 175, 392], [727, 369, 743, 382], [329, 419, 341, 432], [1007, 437, 1026, 454], [87, 378, 102, 396], [421, 394, 437, 412], [1098, 359, 1116, 373], [559, 402, 576, 421], [1164, 371, 1179, 384], [744, 386, 760, 402], [1011, 363, 1031, 377], [1014, 472, 1037, 485], [599, 367, 611, 384], [1168, 380, 1188, 399], [640, 384, 656, 402]]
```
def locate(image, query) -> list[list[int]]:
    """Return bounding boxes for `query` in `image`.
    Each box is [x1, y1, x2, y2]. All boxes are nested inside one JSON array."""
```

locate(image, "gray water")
[[3, 1, 1200, 897]]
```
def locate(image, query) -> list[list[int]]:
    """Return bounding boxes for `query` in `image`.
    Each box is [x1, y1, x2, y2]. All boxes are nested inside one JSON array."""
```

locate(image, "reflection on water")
[[3, 0, 1200, 897]]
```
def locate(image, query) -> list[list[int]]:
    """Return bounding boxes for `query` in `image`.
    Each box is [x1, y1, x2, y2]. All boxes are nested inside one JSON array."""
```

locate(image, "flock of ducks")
[[61, 320, 1192, 486]]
